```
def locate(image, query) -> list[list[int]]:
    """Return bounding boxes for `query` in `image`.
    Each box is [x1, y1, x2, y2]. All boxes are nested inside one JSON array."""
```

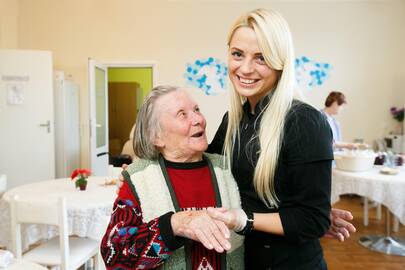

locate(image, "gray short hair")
[[133, 85, 180, 160]]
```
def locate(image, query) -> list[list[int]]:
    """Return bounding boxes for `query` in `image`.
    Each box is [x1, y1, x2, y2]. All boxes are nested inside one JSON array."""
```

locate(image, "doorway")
[[88, 61, 155, 175], [107, 66, 154, 157]]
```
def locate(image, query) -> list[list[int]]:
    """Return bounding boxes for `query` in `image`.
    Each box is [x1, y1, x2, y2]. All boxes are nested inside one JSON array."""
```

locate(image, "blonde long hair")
[[224, 9, 297, 208]]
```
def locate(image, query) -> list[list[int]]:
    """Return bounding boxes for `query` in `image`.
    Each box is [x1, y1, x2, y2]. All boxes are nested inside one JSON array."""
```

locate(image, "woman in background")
[[321, 91, 360, 150]]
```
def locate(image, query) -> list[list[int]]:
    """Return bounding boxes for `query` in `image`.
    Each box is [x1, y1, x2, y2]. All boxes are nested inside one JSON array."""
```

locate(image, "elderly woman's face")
[[154, 91, 208, 162]]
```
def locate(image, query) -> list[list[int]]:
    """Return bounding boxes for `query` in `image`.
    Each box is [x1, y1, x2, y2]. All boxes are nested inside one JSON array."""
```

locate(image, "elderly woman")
[[100, 85, 243, 270]]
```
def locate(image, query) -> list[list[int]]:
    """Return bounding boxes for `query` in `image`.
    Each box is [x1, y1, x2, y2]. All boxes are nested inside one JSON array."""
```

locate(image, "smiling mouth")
[[237, 75, 259, 85], [191, 131, 204, 138]]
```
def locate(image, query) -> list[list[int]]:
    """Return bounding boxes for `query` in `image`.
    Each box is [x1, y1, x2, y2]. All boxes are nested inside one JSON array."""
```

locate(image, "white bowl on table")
[[334, 150, 376, 172]]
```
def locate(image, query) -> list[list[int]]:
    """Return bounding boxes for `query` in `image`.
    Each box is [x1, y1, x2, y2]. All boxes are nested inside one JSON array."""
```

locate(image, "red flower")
[[70, 169, 80, 180], [70, 168, 91, 190], [70, 168, 91, 181], [78, 169, 91, 177]]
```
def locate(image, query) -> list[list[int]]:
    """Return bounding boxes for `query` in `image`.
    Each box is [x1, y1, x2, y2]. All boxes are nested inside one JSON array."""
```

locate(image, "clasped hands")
[[117, 171, 356, 251], [170, 208, 246, 253]]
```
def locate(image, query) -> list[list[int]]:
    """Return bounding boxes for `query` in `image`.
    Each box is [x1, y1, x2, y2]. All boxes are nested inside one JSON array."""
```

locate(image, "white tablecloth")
[[0, 177, 117, 250], [331, 166, 405, 224]]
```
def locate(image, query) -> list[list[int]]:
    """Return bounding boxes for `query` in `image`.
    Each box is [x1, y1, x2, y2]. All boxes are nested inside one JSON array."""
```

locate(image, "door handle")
[[39, 120, 51, 133]]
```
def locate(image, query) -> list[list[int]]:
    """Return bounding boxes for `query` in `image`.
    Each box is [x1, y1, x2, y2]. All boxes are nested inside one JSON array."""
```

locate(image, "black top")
[[207, 97, 333, 270]]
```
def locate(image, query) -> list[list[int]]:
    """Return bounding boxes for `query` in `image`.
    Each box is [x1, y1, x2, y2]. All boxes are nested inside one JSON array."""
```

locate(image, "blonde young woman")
[[206, 9, 350, 269]]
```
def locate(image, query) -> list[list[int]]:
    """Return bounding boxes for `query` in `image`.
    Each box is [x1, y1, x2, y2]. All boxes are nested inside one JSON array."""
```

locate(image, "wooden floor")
[[321, 195, 405, 270]]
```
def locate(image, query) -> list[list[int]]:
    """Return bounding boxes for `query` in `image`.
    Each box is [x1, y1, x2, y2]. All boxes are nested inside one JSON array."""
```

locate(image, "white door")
[[0, 50, 55, 188], [89, 59, 109, 176]]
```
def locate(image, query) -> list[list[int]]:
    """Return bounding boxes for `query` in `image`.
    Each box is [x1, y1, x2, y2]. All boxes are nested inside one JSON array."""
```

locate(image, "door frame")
[[88, 61, 156, 173], [105, 61, 157, 108], [88, 59, 109, 176], [103, 62, 157, 87], [105, 61, 157, 148], [104, 62, 157, 113]]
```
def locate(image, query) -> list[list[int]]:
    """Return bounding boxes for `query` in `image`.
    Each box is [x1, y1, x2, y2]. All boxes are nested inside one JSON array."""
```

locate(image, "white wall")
[[286, 0, 405, 143], [10, 0, 405, 166]]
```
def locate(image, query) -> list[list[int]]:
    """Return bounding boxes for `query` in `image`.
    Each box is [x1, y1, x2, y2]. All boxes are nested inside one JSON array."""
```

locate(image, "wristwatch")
[[236, 210, 254, 235]]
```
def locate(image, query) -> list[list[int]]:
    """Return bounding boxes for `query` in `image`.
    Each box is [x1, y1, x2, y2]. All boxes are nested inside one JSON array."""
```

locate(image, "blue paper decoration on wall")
[[184, 56, 331, 94], [295, 56, 332, 88], [184, 57, 228, 95]]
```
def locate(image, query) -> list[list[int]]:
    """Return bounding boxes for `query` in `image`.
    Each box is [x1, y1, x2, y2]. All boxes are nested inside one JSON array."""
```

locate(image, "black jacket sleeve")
[[279, 160, 332, 243], [278, 103, 333, 243], [159, 212, 186, 250]]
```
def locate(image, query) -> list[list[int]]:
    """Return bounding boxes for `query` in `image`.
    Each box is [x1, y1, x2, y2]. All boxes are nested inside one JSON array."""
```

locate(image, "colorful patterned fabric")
[[101, 182, 171, 269]]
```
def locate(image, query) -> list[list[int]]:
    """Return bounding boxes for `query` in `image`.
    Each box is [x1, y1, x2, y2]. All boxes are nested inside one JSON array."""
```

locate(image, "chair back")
[[9, 196, 69, 269], [0, 174, 7, 196]]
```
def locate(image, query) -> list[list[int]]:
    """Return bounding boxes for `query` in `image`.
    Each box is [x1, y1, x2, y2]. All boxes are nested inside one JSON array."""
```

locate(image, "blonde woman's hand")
[[324, 208, 356, 241], [207, 207, 247, 232], [171, 210, 231, 253]]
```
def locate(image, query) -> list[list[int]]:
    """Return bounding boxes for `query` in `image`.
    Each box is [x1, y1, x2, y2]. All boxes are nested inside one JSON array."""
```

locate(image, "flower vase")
[[78, 182, 87, 191]]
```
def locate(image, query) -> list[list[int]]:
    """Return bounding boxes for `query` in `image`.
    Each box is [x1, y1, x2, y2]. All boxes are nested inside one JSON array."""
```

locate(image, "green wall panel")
[[108, 67, 153, 99]]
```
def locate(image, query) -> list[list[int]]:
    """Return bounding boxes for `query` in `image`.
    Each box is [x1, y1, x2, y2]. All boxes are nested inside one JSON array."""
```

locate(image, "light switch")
[[7, 83, 24, 105]]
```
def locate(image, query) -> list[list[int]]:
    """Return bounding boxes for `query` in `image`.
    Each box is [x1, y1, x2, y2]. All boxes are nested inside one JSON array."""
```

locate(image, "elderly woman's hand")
[[324, 208, 356, 241], [171, 210, 231, 253]]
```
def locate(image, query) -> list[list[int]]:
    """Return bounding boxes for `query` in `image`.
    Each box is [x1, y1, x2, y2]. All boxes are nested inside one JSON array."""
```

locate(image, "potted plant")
[[70, 168, 91, 191]]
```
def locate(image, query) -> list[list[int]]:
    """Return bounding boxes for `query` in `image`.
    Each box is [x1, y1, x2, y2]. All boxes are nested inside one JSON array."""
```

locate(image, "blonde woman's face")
[[228, 27, 279, 109]]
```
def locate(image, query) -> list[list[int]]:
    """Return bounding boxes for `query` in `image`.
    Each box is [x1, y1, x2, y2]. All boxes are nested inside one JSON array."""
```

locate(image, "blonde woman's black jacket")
[[207, 98, 333, 270]]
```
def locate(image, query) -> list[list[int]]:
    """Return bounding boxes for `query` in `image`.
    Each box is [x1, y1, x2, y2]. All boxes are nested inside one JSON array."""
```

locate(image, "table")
[[331, 166, 405, 256], [0, 177, 117, 251]]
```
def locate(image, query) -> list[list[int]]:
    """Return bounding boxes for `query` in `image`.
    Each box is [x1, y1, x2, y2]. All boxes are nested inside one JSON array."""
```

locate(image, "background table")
[[331, 166, 405, 256], [0, 177, 117, 251], [331, 166, 405, 225]]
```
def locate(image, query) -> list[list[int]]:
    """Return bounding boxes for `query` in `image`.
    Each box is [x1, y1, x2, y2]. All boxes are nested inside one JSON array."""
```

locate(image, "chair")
[[5, 259, 49, 270], [121, 124, 136, 159], [10, 196, 101, 270]]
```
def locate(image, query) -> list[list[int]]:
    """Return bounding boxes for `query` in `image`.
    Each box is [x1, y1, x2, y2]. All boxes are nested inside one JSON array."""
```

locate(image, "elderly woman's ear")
[[154, 134, 165, 148]]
